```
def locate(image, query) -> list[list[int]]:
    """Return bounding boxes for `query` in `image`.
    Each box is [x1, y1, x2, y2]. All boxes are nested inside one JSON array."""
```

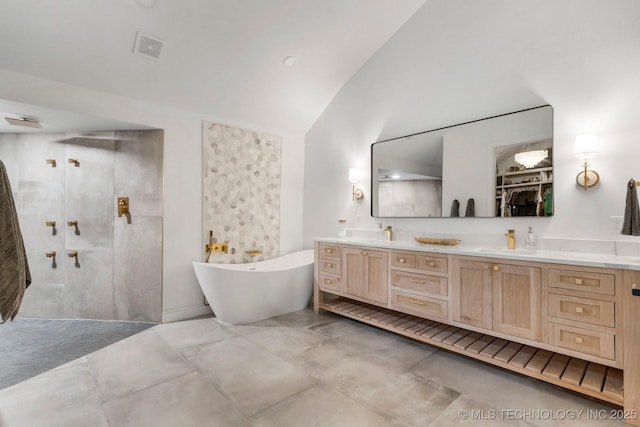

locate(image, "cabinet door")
[[363, 249, 388, 304], [452, 258, 492, 329], [492, 264, 541, 341], [342, 248, 364, 297]]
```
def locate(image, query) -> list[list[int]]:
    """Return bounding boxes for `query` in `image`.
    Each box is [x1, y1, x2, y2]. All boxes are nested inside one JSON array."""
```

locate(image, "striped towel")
[[0, 160, 31, 322]]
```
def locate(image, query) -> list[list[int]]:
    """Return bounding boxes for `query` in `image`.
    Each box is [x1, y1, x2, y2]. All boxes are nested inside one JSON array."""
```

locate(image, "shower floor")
[[0, 317, 155, 390]]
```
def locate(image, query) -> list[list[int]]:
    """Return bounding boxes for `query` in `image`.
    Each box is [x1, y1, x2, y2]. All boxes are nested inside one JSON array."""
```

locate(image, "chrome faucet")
[[505, 229, 515, 249]]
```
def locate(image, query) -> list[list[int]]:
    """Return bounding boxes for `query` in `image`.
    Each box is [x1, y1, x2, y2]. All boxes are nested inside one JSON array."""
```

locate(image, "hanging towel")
[[622, 178, 640, 236], [450, 199, 460, 217], [0, 160, 31, 323], [465, 198, 475, 217]]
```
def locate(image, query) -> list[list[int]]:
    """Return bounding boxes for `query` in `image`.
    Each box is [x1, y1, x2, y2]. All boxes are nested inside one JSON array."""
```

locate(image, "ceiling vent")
[[133, 31, 164, 60], [4, 117, 42, 128]]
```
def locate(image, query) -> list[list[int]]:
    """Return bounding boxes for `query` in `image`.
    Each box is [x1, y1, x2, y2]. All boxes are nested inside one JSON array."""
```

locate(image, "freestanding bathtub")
[[192, 249, 314, 325]]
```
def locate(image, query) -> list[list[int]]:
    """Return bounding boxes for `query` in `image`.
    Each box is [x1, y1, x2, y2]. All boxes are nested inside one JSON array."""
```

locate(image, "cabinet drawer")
[[319, 244, 341, 259], [319, 258, 341, 275], [391, 270, 447, 297], [417, 254, 448, 274], [390, 290, 448, 320], [548, 293, 615, 327], [548, 322, 615, 360], [318, 274, 341, 292], [390, 252, 417, 269], [549, 269, 614, 295]]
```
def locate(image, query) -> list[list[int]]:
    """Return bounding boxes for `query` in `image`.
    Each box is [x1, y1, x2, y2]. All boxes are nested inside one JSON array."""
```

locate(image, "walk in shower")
[[0, 130, 163, 322]]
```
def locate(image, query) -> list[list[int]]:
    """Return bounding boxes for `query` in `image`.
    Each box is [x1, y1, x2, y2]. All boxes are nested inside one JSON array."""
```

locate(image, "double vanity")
[[313, 238, 640, 424]]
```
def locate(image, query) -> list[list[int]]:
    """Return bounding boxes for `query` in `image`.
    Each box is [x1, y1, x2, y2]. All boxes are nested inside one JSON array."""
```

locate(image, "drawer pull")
[[325, 248, 334, 254], [427, 261, 436, 268], [324, 279, 334, 285], [398, 258, 407, 264], [324, 262, 334, 268], [492, 265, 500, 272], [575, 336, 583, 344], [575, 278, 583, 285], [408, 278, 426, 284], [407, 298, 426, 306], [575, 306, 583, 314]]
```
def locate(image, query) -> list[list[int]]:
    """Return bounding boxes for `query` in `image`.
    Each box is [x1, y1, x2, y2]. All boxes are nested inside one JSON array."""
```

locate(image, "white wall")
[[0, 68, 305, 323], [303, 0, 640, 247]]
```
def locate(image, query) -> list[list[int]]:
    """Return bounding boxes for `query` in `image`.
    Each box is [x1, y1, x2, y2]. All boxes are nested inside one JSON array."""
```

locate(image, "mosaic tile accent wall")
[[203, 122, 281, 263]]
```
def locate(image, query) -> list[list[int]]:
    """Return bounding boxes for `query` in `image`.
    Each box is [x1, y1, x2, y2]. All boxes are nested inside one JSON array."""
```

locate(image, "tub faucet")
[[205, 230, 228, 262], [505, 229, 515, 249]]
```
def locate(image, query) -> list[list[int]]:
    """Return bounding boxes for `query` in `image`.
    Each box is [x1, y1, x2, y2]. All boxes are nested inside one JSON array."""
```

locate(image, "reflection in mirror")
[[371, 105, 553, 218]]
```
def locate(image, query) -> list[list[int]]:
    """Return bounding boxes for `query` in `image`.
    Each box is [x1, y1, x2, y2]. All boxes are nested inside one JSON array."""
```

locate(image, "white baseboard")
[[162, 304, 212, 323]]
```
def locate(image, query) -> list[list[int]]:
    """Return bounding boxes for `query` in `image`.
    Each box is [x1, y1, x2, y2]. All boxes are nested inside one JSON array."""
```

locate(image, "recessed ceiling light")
[[282, 56, 296, 68]]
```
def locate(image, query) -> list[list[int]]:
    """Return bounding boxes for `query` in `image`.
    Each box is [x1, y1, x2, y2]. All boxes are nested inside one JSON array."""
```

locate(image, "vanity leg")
[[313, 241, 320, 313], [624, 271, 640, 426]]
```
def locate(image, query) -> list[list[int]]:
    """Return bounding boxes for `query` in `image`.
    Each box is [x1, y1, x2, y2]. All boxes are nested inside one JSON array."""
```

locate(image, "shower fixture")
[[4, 117, 42, 128], [118, 197, 131, 224], [46, 220, 57, 236], [45, 251, 57, 269], [68, 158, 80, 167], [67, 220, 80, 235], [68, 251, 80, 268], [46, 159, 57, 167]]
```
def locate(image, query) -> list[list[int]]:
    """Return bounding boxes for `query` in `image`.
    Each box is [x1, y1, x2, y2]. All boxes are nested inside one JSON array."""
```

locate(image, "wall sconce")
[[574, 133, 600, 190], [348, 168, 364, 201]]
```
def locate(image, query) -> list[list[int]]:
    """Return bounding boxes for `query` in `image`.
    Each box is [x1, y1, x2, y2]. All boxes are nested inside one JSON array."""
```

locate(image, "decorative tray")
[[414, 237, 461, 246]]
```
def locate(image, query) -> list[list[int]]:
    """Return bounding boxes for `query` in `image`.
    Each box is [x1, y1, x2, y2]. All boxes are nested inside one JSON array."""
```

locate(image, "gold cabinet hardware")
[[325, 248, 334, 254], [492, 265, 500, 272], [575, 306, 584, 314], [324, 262, 334, 268], [398, 258, 406, 264], [324, 279, 334, 285], [408, 298, 427, 306], [68, 158, 80, 167], [427, 261, 436, 268], [46, 159, 57, 167], [575, 336, 583, 344], [575, 278, 583, 285], [408, 278, 426, 284]]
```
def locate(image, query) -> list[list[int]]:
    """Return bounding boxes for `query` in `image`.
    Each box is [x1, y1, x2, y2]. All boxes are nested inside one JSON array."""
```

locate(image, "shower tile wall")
[[203, 122, 281, 263], [113, 130, 163, 322], [0, 130, 163, 322]]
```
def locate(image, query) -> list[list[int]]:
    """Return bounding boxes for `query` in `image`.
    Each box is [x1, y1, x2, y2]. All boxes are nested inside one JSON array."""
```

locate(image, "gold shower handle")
[[68, 158, 79, 166], [67, 221, 78, 226], [117, 197, 130, 217], [68, 251, 78, 258], [45, 251, 56, 258]]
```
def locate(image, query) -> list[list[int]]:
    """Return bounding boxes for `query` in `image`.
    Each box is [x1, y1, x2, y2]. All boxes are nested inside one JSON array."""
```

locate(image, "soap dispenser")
[[377, 223, 385, 240], [525, 226, 537, 251]]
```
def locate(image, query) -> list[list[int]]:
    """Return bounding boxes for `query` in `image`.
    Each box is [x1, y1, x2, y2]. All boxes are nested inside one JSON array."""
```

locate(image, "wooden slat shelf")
[[320, 298, 623, 406]]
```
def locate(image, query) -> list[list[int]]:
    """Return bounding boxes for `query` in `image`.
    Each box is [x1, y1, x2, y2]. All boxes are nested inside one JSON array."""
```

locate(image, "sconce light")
[[574, 133, 600, 190], [348, 168, 364, 201]]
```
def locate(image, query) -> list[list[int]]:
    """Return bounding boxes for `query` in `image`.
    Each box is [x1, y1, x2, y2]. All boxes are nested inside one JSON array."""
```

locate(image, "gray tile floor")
[[0, 309, 626, 426]]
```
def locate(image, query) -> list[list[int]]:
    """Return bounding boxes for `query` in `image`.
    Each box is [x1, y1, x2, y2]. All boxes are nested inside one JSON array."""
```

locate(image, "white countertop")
[[315, 237, 640, 270]]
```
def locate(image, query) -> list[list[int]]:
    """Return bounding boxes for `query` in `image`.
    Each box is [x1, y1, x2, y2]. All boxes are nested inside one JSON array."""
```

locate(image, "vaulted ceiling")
[[0, 0, 425, 134]]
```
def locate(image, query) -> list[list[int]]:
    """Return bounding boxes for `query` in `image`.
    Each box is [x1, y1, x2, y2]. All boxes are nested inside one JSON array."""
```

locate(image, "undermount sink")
[[476, 247, 538, 255]]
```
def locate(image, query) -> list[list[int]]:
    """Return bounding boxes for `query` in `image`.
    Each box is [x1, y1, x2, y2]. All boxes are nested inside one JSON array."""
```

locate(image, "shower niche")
[[0, 130, 163, 322]]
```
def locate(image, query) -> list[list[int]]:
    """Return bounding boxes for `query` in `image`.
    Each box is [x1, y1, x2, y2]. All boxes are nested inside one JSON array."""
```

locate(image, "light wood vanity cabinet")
[[314, 241, 637, 421], [451, 257, 541, 341], [389, 250, 449, 321], [342, 247, 388, 304]]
